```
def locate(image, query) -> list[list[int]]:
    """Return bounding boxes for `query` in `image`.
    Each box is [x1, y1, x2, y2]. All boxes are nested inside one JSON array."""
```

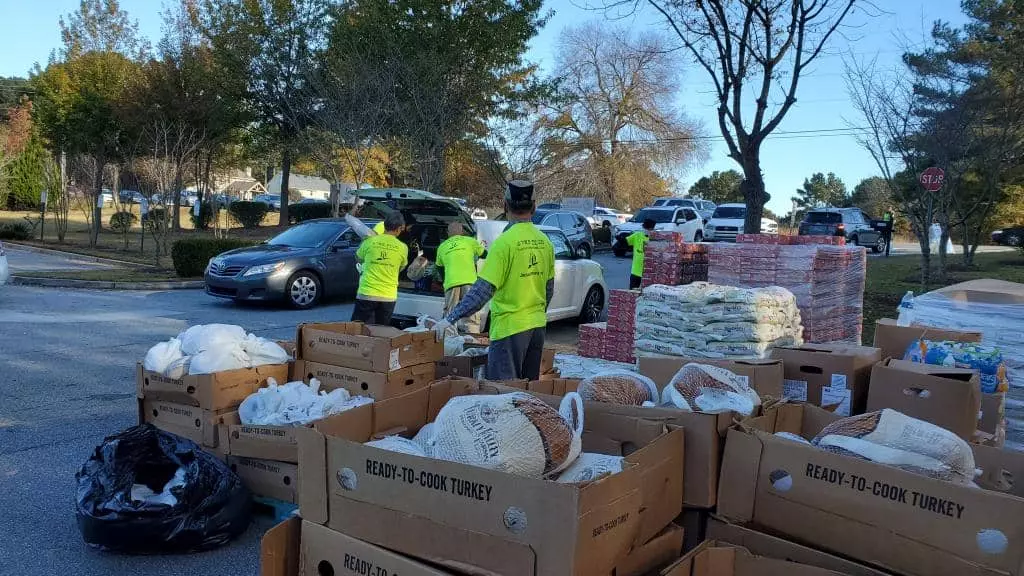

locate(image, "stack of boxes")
[[605, 289, 639, 364], [708, 235, 866, 344], [642, 232, 709, 288]]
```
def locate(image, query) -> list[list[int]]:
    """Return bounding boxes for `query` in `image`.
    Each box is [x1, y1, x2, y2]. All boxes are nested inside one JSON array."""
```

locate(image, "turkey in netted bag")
[[555, 452, 624, 483], [75, 424, 251, 553], [366, 436, 428, 457], [812, 409, 978, 486], [430, 392, 584, 478], [662, 363, 761, 415], [577, 370, 659, 406]]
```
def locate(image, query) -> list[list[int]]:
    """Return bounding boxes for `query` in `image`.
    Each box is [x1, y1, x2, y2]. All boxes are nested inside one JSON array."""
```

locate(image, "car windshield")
[[631, 209, 674, 223], [806, 211, 842, 224], [712, 206, 746, 219], [267, 221, 341, 248]]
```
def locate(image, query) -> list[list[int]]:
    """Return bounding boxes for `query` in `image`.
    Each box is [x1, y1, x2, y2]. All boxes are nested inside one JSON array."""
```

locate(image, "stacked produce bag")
[[634, 282, 803, 359]]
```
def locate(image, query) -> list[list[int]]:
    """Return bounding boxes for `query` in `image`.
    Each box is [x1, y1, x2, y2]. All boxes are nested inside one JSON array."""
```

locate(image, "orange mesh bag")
[[577, 370, 659, 406]]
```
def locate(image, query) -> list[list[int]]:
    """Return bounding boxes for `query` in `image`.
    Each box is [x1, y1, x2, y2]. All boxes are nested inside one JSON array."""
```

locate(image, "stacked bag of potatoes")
[[635, 282, 804, 359]]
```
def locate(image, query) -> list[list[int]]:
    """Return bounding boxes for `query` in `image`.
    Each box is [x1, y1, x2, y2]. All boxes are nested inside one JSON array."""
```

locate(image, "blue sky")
[[1, 0, 967, 214]]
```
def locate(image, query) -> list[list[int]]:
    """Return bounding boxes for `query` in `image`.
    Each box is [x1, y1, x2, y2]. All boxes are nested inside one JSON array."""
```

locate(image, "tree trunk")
[[278, 148, 291, 226], [937, 226, 950, 284], [172, 158, 184, 230], [91, 158, 104, 247], [739, 155, 766, 234]]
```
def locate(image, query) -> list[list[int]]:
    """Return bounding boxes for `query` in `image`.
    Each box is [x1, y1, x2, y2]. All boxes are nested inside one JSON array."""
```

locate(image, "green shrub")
[[109, 211, 138, 233], [592, 226, 611, 244], [229, 201, 270, 229], [288, 202, 332, 224], [0, 221, 31, 240], [171, 238, 255, 277], [190, 202, 215, 230]]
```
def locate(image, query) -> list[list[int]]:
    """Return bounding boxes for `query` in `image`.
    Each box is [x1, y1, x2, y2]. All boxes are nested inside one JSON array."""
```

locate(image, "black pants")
[[486, 327, 546, 381], [629, 274, 642, 289], [351, 299, 396, 325]]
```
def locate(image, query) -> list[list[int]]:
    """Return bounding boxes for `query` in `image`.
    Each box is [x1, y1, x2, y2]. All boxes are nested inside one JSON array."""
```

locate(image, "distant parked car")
[[589, 206, 631, 228], [537, 202, 561, 210], [612, 206, 703, 257], [798, 207, 886, 253], [652, 198, 715, 221], [704, 203, 778, 242], [0, 241, 9, 286], [531, 209, 595, 258], [470, 208, 488, 220], [992, 226, 1024, 246], [254, 194, 280, 210]]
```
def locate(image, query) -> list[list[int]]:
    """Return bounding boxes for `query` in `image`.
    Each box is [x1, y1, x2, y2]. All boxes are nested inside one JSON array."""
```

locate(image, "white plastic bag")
[[577, 370, 659, 406], [555, 453, 624, 483], [178, 324, 247, 356], [366, 436, 428, 457], [238, 378, 373, 426], [144, 338, 186, 377], [188, 345, 251, 375], [430, 392, 584, 478], [661, 363, 761, 415], [239, 334, 290, 366]]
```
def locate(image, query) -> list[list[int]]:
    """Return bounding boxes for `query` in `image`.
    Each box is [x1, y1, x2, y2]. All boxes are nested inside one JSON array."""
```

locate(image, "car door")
[[324, 227, 361, 296], [675, 208, 701, 241], [544, 230, 576, 316]]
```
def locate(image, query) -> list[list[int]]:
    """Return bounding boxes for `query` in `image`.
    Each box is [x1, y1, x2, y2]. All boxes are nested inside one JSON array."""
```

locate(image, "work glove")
[[432, 319, 453, 342]]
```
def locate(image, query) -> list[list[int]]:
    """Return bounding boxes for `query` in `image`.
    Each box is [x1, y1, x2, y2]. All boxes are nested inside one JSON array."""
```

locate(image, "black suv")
[[798, 208, 886, 253]]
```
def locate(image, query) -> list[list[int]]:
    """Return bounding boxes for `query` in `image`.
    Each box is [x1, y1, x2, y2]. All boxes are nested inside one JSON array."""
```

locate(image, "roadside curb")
[[11, 276, 204, 291], [3, 242, 154, 268]]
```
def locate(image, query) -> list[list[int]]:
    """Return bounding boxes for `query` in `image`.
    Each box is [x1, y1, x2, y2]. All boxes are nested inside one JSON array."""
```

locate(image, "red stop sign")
[[920, 167, 945, 192]]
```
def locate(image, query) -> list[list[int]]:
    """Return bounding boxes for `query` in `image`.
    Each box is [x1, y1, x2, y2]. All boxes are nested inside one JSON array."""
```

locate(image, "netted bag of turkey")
[[578, 370, 659, 406], [812, 409, 977, 485], [662, 363, 761, 415], [366, 436, 427, 457], [556, 453, 624, 483], [430, 392, 584, 478]]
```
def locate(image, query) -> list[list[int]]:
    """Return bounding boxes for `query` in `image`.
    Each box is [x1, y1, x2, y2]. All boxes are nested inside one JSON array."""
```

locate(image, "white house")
[[267, 173, 332, 201]]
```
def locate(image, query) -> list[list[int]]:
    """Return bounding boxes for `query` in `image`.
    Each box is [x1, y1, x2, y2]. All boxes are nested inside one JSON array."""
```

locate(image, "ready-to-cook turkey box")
[[296, 322, 442, 373], [135, 362, 288, 410], [297, 377, 684, 576], [717, 402, 1024, 576]]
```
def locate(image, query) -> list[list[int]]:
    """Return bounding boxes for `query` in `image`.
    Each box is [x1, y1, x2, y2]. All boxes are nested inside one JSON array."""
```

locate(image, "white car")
[[652, 197, 716, 220], [470, 209, 488, 220], [611, 206, 704, 257], [589, 207, 631, 228], [0, 241, 9, 286], [703, 203, 778, 242], [393, 222, 608, 328]]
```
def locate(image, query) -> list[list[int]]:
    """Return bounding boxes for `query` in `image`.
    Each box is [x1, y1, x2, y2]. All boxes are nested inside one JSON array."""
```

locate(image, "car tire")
[[693, 231, 703, 243], [578, 286, 604, 324], [873, 236, 886, 253], [613, 248, 627, 258], [1007, 233, 1022, 247], [286, 271, 322, 309], [577, 243, 592, 259]]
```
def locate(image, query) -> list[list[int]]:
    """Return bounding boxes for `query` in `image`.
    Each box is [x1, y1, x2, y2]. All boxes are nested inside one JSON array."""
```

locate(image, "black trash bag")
[[75, 424, 251, 553]]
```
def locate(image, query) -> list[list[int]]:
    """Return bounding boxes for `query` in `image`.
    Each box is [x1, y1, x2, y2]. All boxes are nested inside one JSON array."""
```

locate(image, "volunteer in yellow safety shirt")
[[352, 211, 408, 325], [435, 222, 486, 331], [433, 181, 555, 380], [626, 218, 656, 289], [373, 221, 386, 235]]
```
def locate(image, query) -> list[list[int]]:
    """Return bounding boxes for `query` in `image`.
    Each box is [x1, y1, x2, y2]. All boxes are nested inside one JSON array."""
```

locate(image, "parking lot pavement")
[[0, 251, 635, 574], [4, 245, 119, 273]]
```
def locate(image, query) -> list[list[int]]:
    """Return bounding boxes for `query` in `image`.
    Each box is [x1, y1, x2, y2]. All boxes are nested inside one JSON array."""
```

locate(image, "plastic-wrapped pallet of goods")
[[633, 282, 804, 360], [604, 290, 638, 364], [708, 235, 866, 345], [898, 280, 1024, 451], [641, 232, 709, 288], [578, 322, 607, 359]]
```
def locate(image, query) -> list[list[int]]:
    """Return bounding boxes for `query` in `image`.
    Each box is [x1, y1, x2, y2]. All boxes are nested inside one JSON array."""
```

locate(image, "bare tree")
[[631, 0, 859, 231], [536, 23, 704, 209]]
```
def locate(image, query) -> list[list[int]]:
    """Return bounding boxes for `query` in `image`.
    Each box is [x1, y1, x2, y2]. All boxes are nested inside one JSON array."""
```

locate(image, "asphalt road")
[[0, 251, 631, 576], [5, 246, 117, 273]]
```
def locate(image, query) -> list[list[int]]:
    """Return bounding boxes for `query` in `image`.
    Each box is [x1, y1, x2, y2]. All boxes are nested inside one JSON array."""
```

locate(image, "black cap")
[[505, 180, 535, 207]]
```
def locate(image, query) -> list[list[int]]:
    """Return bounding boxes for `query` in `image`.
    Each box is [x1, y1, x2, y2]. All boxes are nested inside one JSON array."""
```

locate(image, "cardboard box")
[[296, 322, 442, 372], [638, 355, 785, 399], [717, 402, 1024, 576], [142, 398, 238, 447], [770, 344, 881, 415], [135, 362, 288, 410], [704, 520, 892, 576], [229, 422, 313, 463], [979, 392, 1006, 446], [295, 359, 434, 400], [867, 359, 981, 440], [258, 517, 453, 576], [298, 378, 685, 576], [679, 508, 710, 554], [228, 456, 298, 503], [872, 318, 981, 360], [434, 355, 487, 379], [522, 378, 582, 396], [614, 524, 685, 576], [663, 539, 861, 576]]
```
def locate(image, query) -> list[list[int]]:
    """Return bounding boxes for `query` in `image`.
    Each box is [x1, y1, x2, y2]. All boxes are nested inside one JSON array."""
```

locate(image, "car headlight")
[[243, 262, 286, 277]]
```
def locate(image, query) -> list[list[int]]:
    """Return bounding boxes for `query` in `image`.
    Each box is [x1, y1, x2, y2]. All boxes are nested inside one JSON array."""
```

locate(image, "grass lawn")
[[862, 251, 1024, 343]]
